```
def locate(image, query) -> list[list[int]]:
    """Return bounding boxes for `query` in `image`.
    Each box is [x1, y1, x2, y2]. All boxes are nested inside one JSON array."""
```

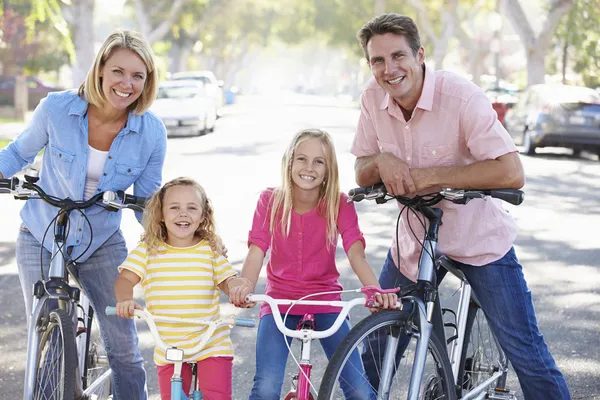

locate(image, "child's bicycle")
[[317, 183, 523, 400], [105, 306, 255, 400], [1, 170, 145, 400], [247, 288, 399, 400]]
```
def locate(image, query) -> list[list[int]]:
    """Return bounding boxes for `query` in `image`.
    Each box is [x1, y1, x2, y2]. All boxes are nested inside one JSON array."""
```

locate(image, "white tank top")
[[83, 146, 109, 200]]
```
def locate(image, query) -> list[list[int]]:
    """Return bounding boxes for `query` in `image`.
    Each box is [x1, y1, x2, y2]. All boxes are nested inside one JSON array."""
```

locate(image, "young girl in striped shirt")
[[114, 177, 247, 400]]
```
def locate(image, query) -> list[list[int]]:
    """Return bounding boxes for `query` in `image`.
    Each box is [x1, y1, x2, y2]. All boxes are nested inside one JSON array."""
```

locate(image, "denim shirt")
[[0, 90, 167, 262]]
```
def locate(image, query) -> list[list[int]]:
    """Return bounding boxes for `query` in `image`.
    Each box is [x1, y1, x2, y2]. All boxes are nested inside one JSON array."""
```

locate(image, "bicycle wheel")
[[457, 301, 508, 397], [318, 310, 456, 400], [33, 308, 77, 400], [82, 307, 112, 399]]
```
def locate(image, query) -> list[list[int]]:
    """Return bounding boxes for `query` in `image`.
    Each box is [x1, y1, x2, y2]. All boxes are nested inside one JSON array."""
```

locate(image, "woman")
[[0, 29, 166, 399]]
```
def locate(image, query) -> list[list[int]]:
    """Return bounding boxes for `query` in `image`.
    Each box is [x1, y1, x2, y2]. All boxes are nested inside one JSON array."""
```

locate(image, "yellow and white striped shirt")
[[119, 240, 236, 365]]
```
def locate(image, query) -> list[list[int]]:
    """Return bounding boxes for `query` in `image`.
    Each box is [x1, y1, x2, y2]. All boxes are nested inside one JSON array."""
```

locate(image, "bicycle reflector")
[[165, 348, 185, 362]]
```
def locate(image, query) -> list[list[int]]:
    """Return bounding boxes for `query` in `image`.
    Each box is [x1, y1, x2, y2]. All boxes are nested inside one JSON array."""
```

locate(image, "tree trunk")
[[14, 71, 28, 118], [561, 41, 568, 84], [169, 41, 185, 74], [527, 47, 546, 86], [68, 0, 95, 88], [503, 0, 573, 87], [375, 0, 385, 15]]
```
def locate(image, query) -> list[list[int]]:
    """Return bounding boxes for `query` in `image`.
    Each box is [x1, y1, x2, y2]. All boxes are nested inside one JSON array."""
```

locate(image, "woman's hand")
[[228, 277, 256, 308], [116, 299, 142, 319]]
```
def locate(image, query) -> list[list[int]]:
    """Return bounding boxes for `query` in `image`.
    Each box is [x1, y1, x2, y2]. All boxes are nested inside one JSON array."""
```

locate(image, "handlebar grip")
[[105, 306, 117, 316], [124, 193, 147, 208], [348, 182, 386, 198], [0, 177, 17, 190], [488, 189, 524, 206], [234, 317, 256, 328]]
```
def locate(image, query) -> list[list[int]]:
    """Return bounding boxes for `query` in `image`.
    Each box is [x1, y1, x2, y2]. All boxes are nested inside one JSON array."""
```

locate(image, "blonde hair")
[[142, 177, 223, 255], [78, 29, 159, 115], [269, 129, 341, 247]]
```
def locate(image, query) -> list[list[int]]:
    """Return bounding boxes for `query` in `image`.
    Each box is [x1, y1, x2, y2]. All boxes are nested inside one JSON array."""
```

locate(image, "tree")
[[503, 0, 573, 86], [62, 0, 94, 88], [548, 0, 600, 87]]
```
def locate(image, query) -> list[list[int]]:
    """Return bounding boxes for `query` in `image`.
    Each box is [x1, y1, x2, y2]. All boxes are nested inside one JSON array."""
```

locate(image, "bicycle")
[[105, 306, 255, 399], [246, 288, 399, 400], [0, 169, 146, 400], [318, 184, 524, 400]]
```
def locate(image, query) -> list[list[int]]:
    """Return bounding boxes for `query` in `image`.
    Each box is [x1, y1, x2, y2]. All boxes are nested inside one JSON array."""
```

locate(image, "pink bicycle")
[[247, 286, 399, 400]]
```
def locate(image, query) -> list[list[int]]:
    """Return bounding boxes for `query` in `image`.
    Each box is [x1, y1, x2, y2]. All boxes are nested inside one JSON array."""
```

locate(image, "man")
[[351, 13, 570, 399]]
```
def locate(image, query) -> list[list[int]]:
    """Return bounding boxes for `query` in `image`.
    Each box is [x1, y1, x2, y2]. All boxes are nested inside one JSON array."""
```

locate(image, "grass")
[[0, 138, 11, 149], [0, 117, 24, 124]]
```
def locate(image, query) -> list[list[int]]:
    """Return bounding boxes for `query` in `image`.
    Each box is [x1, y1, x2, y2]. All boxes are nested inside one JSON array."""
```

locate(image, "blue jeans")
[[368, 248, 571, 400], [16, 226, 147, 400], [249, 312, 372, 400]]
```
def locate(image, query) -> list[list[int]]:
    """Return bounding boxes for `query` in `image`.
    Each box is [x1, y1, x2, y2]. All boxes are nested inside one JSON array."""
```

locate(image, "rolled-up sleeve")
[[0, 97, 50, 177], [337, 193, 366, 253], [247, 190, 273, 254], [461, 92, 517, 161]]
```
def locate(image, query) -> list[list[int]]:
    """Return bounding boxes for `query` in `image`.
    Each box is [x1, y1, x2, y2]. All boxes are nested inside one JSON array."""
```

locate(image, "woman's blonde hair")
[[142, 177, 223, 255], [78, 29, 159, 115], [269, 129, 341, 247]]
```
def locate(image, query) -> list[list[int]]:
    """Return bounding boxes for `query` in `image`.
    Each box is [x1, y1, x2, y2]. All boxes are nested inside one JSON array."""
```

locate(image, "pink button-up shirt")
[[248, 189, 366, 318], [351, 64, 518, 281]]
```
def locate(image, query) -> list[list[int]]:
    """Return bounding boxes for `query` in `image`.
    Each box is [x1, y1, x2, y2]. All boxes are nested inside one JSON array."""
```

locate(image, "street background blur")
[[0, 0, 599, 399]]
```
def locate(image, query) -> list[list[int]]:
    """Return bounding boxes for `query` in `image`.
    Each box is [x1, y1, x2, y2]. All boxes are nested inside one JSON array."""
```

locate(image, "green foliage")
[[549, 0, 600, 87]]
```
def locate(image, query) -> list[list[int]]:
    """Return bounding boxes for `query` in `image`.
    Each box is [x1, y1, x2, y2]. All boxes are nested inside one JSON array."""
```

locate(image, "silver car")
[[151, 80, 217, 138], [504, 84, 600, 157]]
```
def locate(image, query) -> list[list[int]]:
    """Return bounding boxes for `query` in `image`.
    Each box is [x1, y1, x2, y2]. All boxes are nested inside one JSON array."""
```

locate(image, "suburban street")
[[0, 94, 599, 399]]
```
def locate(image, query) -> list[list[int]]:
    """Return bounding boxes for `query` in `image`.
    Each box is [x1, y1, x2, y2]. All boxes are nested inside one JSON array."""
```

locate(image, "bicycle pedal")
[[488, 387, 516, 400]]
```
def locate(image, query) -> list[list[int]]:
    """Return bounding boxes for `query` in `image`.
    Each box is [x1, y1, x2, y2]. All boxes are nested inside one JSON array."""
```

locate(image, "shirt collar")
[[379, 63, 435, 112], [68, 93, 142, 134]]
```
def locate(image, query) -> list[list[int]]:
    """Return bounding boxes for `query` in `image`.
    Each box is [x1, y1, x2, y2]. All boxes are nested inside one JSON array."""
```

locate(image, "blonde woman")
[[229, 129, 397, 399], [115, 177, 248, 399], [0, 29, 166, 399]]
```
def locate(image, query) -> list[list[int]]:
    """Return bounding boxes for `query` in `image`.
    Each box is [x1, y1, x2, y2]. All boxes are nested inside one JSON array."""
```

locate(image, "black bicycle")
[[1, 169, 146, 400], [318, 184, 523, 400]]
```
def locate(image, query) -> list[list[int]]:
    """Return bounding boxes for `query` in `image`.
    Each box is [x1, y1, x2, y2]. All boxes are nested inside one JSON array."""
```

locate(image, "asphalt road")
[[0, 93, 598, 399]]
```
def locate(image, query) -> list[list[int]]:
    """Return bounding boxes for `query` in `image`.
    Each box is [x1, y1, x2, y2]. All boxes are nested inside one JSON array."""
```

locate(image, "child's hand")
[[116, 299, 142, 319], [228, 278, 256, 308], [371, 292, 399, 312]]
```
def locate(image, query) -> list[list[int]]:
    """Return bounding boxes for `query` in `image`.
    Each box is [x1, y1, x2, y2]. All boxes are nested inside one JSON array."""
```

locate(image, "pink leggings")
[[156, 356, 233, 400]]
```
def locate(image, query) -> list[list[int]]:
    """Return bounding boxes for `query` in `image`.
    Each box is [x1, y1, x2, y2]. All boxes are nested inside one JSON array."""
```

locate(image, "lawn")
[[0, 117, 24, 124], [0, 138, 11, 149]]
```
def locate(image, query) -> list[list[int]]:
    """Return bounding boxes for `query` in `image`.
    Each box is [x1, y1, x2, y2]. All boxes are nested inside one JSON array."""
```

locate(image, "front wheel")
[[318, 310, 456, 400], [33, 308, 77, 400]]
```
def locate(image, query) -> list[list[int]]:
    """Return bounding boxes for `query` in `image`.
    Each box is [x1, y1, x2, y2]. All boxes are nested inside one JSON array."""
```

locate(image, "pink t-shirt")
[[351, 64, 518, 282], [248, 189, 366, 319]]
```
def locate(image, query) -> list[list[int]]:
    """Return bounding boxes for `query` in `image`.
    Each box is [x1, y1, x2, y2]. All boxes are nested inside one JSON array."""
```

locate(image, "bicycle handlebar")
[[105, 307, 256, 356], [247, 287, 401, 340], [348, 183, 524, 206], [0, 173, 146, 212]]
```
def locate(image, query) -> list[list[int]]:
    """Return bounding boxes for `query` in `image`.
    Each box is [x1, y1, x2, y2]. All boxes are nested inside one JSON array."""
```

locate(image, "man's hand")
[[376, 153, 416, 196]]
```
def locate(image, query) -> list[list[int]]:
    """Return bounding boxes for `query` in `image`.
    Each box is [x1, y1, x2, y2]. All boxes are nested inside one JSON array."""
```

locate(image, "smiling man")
[[351, 14, 571, 400]]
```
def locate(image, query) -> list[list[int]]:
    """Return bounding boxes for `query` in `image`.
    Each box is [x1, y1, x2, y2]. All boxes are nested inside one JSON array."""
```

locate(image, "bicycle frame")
[[247, 293, 392, 400], [105, 307, 255, 400]]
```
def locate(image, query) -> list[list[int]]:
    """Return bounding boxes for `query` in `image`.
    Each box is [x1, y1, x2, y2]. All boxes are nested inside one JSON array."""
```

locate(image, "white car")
[[151, 81, 217, 137], [170, 70, 225, 114]]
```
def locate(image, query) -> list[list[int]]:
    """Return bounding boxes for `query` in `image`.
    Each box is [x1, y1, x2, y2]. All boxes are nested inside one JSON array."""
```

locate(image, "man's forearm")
[[412, 153, 525, 191], [354, 155, 381, 187]]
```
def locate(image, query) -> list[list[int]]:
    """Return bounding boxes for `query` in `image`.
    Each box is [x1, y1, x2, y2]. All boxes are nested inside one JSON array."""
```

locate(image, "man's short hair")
[[357, 14, 421, 61]]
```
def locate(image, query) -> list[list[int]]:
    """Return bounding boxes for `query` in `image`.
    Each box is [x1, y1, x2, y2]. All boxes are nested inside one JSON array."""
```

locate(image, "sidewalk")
[[0, 122, 25, 140]]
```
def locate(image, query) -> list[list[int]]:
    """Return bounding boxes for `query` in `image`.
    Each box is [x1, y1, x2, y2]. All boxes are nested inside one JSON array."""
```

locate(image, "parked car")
[[504, 84, 600, 157], [0, 75, 63, 110], [169, 70, 225, 114], [150, 80, 217, 138]]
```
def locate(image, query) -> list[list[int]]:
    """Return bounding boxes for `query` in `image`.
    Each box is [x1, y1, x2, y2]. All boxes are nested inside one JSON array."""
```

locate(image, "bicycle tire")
[[33, 308, 77, 400], [82, 306, 112, 399], [318, 310, 457, 400], [457, 300, 508, 397]]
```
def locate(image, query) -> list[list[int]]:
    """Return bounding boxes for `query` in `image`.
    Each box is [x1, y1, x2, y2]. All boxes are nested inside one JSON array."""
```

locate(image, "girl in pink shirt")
[[229, 128, 396, 399]]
